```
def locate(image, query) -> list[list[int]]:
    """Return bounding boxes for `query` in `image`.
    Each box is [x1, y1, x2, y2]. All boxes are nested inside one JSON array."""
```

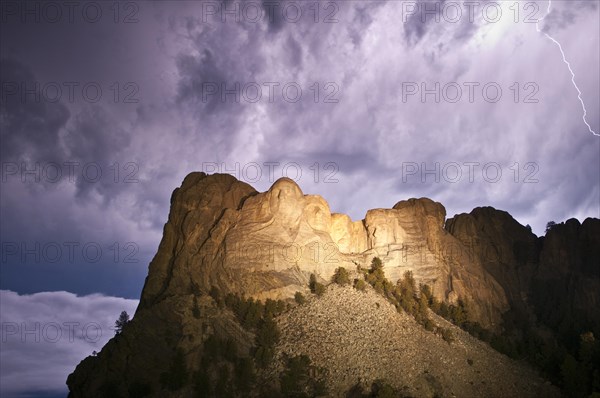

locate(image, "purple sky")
[[1, 1, 599, 396]]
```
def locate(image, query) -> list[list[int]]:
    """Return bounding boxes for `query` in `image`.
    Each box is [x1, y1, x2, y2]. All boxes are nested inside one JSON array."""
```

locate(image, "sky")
[[0, 0, 599, 396]]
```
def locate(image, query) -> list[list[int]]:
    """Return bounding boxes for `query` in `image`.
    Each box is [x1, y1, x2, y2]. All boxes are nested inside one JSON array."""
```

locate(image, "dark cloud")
[[0, 58, 70, 163], [542, 0, 598, 34], [262, 0, 286, 33], [175, 49, 229, 112], [64, 106, 132, 201], [403, 0, 448, 46], [347, 3, 376, 48], [452, 16, 480, 42], [0, 57, 137, 203], [285, 34, 303, 69]]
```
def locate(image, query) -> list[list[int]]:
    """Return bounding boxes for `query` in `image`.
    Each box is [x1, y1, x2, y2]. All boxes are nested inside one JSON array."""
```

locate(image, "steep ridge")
[[445, 207, 540, 321], [446, 209, 600, 337], [533, 218, 600, 336], [140, 172, 511, 329], [66, 172, 599, 397]]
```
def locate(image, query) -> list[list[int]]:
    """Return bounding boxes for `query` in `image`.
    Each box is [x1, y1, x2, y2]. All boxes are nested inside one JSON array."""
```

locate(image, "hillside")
[[271, 284, 558, 397], [66, 172, 600, 397]]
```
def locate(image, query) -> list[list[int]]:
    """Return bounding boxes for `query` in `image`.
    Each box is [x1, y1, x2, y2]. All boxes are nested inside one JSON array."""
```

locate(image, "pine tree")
[[114, 311, 130, 335], [332, 267, 351, 285], [309, 273, 317, 293]]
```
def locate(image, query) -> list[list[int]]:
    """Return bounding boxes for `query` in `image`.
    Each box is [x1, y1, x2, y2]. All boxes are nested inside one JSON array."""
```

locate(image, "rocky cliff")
[[67, 172, 600, 397], [139, 172, 510, 328]]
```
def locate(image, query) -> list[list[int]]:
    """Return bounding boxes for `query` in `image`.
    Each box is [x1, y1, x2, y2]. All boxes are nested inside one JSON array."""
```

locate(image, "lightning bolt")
[[536, 0, 599, 136]]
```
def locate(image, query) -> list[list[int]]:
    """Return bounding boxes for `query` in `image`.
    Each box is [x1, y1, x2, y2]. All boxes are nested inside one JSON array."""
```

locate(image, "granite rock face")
[[67, 172, 599, 397], [141, 173, 513, 328], [445, 207, 541, 324], [533, 218, 600, 332], [446, 209, 600, 334]]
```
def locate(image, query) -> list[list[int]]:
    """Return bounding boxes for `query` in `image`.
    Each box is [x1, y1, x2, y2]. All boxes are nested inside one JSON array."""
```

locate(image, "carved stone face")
[[268, 178, 305, 231], [372, 223, 395, 248], [365, 209, 405, 248], [304, 196, 331, 232]]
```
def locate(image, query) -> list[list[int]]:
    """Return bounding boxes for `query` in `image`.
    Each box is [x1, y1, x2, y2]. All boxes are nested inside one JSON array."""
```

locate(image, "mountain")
[[67, 172, 600, 397]]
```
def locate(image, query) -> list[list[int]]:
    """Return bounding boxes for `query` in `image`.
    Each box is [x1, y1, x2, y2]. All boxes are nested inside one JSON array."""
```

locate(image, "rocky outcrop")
[[446, 209, 600, 333], [445, 207, 540, 321], [532, 218, 600, 333], [141, 173, 513, 329], [67, 172, 599, 397]]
